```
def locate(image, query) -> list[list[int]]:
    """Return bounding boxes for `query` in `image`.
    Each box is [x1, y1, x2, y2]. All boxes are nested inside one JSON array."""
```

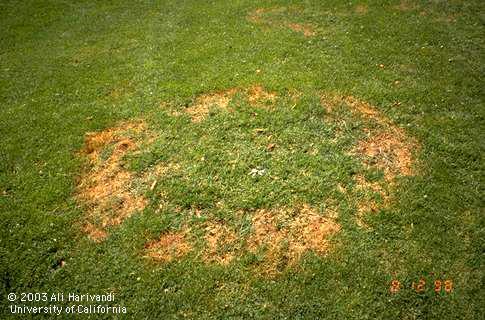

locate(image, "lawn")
[[1, 0, 484, 319]]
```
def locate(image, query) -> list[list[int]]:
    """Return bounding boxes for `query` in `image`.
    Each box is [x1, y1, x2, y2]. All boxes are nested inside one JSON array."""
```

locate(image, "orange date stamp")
[[390, 278, 453, 294]]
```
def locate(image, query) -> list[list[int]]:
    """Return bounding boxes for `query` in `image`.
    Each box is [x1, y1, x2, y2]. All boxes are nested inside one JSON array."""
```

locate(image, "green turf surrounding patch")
[[1, 0, 484, 319]]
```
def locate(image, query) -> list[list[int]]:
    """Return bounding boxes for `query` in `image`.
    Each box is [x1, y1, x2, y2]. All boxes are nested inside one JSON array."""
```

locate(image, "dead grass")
[[355, 4, 368, 15], [355, 174, 387, 194], [144, 231, 192, 262], [247, 8, 268, 24], [82, 121, 145, 159], [286, 23, 316, 37], [339, 95, 390, 126], [247, 7, 288, 24], [288, 89, 302, 104], [321, 93, 419, 226], [76, 121, 148, 242], [321, 93, 418, 181], [247, 7, 315, 37], [144, 222, 238, 265], [107, 80, 133, 101], [82, 222, 107, 241], [320, 92, 346, 113], [393, 0, 417, 12], [434, 13, 460, 24], [246, 85, 278, 107], [247, 205, 340, 274], [354, 174, 391, 227], [184, 88, 238, 122], [354, 132, 415, 181], [247, 8, 266, 24], [143, 204, 339, 273], [143, 162, 181, 182], [203, 222, 238, 265], [71, 45, 109, 65], [162, 86, 278, 122]]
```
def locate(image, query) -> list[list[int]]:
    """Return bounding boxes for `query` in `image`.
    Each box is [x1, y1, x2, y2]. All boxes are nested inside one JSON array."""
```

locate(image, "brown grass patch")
[[144, 231, 192, 262], [184, 88, 238, 122], [76, 121, 148, 242], [82, 121, 145, 159], [247, 205, 340, 274], [247, 8, 266, 24], [71, 45, 109, 65], [393, 0, 417, 12], [355, 4, 368, 15], [355, 174, 385, 194], [246, 85, 277, 107], [344, 96, 418, 220], [168, 86, 278, 122], [320, 92, 349, 114], [321, 93, 418, 180], [82, 222, 108, 242], [321, 93, 419, 225], [203, 222, 238, 265], [248, 7, 315, 37], [288, 89, 303, 104], [354, 174, 391, 227], [247, 7, 288, 24], [287, 23, 316, 37], [143, 205, 339, 271], [434, 13, 459, 24], [143, 162, 181, 182], [354, 132, 415, 181], [340, 95, 389, 125], [106, 81, 134, 101]]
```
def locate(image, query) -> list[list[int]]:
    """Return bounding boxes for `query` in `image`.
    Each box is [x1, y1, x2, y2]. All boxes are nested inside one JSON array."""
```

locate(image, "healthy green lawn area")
[[1, 0, 484, 319]]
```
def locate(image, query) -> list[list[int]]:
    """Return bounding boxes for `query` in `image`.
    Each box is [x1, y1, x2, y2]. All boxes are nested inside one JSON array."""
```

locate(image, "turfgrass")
[[1, 0, 484, 319]]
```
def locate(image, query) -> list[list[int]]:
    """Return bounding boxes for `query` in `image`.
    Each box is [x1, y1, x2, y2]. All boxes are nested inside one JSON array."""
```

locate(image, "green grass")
[[1, 0, 484, 319]]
